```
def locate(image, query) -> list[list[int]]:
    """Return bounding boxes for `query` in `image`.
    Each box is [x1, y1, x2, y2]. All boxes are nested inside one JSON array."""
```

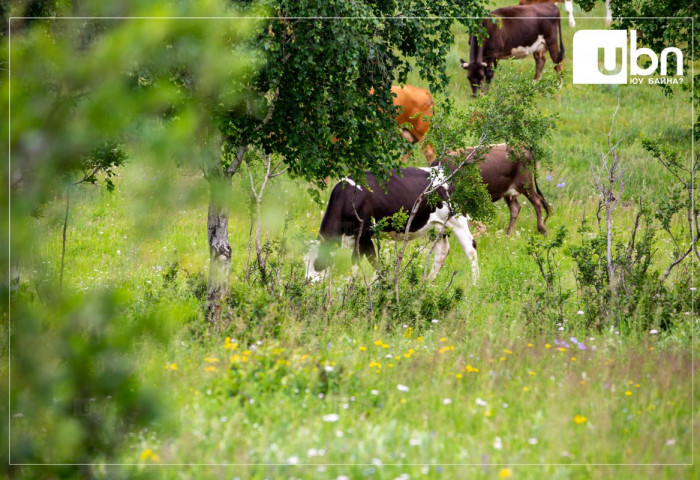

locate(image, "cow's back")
[[485, 3, 560, 56]]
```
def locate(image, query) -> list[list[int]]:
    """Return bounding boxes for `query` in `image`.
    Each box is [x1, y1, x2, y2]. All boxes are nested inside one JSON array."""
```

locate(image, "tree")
[[4, 2, 259, 474], [205, 0, 490, 324]]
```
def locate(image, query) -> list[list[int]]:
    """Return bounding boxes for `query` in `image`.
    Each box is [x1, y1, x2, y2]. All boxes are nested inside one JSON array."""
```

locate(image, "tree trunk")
[[205, 141, 248, 326], [205, 181, 233, 325]]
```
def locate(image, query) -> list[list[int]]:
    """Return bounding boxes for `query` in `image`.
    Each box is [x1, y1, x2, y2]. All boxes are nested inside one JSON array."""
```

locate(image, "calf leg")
[[523, 189, 547, 235], [547, 42, 563, 74], [505, 195, 521, 236], [564, 0, 575, 28], [446, 215, 479, 284], [533, 52, 546, 81], [426, 234, 450, 282], [355, 233, 378, 269]]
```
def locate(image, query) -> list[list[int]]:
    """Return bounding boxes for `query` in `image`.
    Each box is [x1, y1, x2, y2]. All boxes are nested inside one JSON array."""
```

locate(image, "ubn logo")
[[573, 30, 683, 84]]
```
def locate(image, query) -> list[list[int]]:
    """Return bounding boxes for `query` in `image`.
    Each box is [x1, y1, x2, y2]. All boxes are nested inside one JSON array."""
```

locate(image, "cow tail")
[[556, 16, 564, 64], [535, 176, 551, 221]]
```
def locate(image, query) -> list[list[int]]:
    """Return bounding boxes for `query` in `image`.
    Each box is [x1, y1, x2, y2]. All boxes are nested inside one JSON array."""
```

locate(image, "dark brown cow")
[[460, 3, 564, 96], [440, 144, 550, 235], [519, 0, 575, 27], [391, 84, 436, 163]]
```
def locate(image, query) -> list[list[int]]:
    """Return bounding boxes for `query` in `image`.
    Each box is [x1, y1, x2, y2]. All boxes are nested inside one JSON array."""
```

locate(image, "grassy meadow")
[[9, 3, 698, 479]]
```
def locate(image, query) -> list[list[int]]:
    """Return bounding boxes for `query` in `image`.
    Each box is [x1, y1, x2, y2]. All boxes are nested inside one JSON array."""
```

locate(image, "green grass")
[[12, 6, 699, 479]]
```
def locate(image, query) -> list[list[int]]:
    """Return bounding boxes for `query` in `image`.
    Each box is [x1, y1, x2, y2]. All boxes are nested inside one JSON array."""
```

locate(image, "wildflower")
[[370, 389, 379, 395], [503, 349, 513, 354], [499, 468, 512, 479], [570, 357, 577, 362], [443, 398, 452, 405], [666, 439, 676, 446], [493, 437, 503, 450], [455, 373, 463, 379], [528, 437, 538, 445], [573, 415, 587, 424], [476, 398, 487, 407], [359, 346, 367, 352], [324, 366, 334, 372], [577, 310, 584, 315], [440, 337, 448, 342], [205, 366, 216, 372], [322, 413, 340, 422], [557, 181, 566, 188], [625, 391, 632, 396], [546, 175, 552, 181], [224, 337, 238, 350], [635, 384, 640, 388], [650, 329, 659, 335], [558, 347, 566, 352], [528, 370, 536, 376], [545, 343, 551, 349], [397, 384, 409, 392], [527, 343, 533, 347], [522, 386, 530, 392], [140, 448, 160, 462], [287, 456, 299, 465], [204, 357, 219, 363], [400, 398, 407, 404], [164, 363, 178, 370], [410, 438, 421, 446]]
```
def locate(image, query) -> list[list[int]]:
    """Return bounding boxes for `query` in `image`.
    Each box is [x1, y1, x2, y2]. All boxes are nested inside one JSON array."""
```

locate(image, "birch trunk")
[[204, 140, 247, 325]]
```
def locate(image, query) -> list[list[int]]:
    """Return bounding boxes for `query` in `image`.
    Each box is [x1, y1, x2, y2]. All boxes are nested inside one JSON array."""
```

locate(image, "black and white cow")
[[460, 3, 564, 96], [305, 167, 479, 283]]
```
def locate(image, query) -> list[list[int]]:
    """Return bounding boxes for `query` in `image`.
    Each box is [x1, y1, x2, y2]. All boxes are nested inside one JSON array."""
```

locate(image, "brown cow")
[[460, 3, 564, 96], [441, 143, 550, 235], [519, 0, 576, 27], [391, 85, 436, 163]]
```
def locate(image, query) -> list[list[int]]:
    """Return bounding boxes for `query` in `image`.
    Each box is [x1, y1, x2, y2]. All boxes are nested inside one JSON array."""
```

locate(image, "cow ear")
[[459, 58, 469, 69]]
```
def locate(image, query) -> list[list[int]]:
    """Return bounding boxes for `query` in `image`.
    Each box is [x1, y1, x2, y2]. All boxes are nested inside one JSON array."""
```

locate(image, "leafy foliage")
[[223, 0, 489, 188]]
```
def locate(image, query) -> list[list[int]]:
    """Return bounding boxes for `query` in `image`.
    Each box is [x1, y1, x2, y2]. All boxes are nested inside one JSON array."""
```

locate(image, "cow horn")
[[481, 62, 487, 67]]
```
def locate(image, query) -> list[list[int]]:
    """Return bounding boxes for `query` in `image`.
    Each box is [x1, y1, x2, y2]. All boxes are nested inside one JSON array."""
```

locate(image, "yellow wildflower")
[[164, 363, 178, 371], [528, 370, 536, 376], [625, 391, 632, 396], [204, 357, 219, 363], [503, 349, 513, 355], [522, 386, 530, 392], [205, 366, 216, 372], [455, 373, 463, 379], [359, 346, 367, 352], [545, 343, 551, 349], [499, 468, 512, 479], [570, 357, 576, 362], [574, 415, 587, 424], [440, 337, 448, 342]]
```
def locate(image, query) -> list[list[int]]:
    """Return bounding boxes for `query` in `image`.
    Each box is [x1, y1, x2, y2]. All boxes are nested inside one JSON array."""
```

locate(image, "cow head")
[[461, 58, 488, 96]]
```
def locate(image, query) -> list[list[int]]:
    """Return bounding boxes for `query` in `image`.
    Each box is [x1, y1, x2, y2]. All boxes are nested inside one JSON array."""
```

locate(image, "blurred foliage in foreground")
[[4, 1, 259, 476]]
